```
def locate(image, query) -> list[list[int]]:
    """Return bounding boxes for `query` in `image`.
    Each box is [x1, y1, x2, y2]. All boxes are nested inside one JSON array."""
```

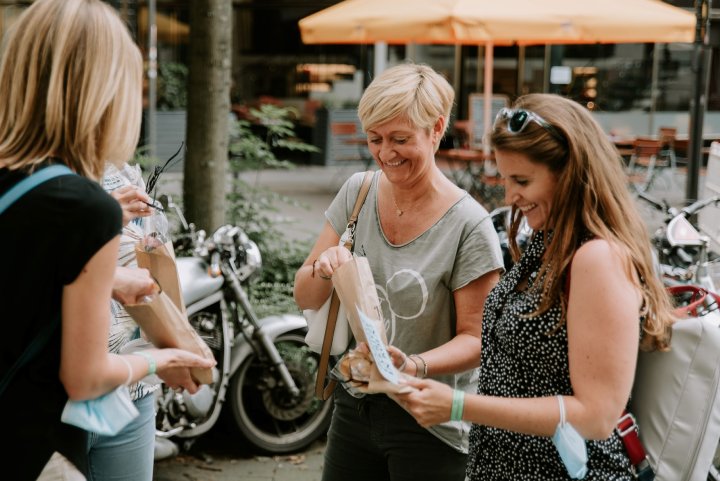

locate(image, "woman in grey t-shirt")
[[294, 64, 503, 481]]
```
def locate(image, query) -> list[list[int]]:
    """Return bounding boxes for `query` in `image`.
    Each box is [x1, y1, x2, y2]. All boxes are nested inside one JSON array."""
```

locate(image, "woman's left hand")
[[112, 266, 159, 305], [386, 344, 415, 376], [397, 377, 454, 428]]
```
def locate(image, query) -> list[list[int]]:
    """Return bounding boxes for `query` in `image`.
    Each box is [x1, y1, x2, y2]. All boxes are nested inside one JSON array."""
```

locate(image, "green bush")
[[227, 104, 319, 318], [157, 62, 188, 111]]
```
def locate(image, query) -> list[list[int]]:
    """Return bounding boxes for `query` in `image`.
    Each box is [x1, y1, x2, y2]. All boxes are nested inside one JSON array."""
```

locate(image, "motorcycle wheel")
[[226, 330, 333, 454]]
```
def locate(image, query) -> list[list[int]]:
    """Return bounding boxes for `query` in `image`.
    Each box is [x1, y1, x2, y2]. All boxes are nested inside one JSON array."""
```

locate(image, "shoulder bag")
[[627, 285, 720, 481], [304, 170, 373, 400]]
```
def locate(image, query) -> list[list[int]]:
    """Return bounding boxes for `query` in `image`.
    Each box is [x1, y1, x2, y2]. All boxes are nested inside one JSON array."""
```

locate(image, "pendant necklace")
[[390, 189, 404, 216]]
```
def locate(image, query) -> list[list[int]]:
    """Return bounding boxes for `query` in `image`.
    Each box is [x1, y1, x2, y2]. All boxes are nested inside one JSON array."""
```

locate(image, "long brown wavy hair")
[[490, 94, 675, 351]]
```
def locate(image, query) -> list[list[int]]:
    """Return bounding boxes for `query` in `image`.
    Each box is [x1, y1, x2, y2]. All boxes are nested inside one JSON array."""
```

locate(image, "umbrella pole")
[[483, 42, 494, 155], [687, 0, 712, 202]]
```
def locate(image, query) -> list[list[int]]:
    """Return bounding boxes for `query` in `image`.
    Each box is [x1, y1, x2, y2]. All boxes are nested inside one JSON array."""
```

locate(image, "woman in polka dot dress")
[[398, 94, 677, 480]]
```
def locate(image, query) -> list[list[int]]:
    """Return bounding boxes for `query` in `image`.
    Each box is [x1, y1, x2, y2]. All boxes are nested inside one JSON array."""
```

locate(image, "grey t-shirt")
[[326, 171, 504, 452]]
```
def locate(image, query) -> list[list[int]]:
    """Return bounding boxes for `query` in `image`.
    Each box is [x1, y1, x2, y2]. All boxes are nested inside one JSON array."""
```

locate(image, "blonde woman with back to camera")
[[294, 63, 504, 481], [0, 1, 215, 479], [397, 94, 677, 480]]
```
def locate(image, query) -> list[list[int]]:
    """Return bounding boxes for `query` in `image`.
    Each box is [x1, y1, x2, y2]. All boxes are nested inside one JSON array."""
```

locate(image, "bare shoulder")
[[571, 238, 632, 283]]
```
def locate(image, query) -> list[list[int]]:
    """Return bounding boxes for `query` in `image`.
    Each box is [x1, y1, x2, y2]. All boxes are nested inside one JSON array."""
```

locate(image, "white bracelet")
[[117, 355, 134, 386]]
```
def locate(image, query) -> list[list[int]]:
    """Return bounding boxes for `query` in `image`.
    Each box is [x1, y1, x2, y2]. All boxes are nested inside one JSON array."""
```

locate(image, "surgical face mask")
[[61, 386, 139, 436], [551, 395, 588, 479]]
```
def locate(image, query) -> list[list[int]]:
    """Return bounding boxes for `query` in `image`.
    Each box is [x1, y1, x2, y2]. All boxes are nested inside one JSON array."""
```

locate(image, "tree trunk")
[[184, 0, 232, 232]]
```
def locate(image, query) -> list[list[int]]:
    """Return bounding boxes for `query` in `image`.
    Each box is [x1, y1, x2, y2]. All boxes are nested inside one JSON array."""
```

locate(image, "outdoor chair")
[[627, 137, 677, 192]]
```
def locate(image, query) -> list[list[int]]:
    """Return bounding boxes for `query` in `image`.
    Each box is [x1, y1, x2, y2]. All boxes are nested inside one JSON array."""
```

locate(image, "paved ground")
[[151, 161, 709, 480]]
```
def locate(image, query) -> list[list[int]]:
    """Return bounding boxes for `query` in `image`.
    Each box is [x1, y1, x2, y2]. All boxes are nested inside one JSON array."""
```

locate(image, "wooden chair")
[[658, 126, 679, 171], [627, 137, 665, 192]]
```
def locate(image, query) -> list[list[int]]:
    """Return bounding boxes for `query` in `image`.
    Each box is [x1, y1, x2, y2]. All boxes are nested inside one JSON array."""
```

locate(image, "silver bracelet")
[[409, 354, 428, 378]]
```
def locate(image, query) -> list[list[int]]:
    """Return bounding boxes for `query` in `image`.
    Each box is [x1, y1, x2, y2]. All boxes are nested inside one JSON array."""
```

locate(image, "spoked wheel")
[[227, 330, 333, 454]]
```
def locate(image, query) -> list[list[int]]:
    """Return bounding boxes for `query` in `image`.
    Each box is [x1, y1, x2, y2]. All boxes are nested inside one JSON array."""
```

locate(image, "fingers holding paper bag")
[[145, 348, 216, 394]]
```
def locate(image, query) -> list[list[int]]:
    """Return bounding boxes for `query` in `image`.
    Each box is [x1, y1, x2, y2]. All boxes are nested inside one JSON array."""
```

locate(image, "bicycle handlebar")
[[680, 196, 720, 218], [636, 190, 720, 220]]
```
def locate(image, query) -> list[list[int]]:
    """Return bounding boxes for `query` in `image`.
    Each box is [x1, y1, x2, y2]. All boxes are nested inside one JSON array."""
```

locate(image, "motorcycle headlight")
[[244, 239, 262, 272], [210, 225, 262, 282]]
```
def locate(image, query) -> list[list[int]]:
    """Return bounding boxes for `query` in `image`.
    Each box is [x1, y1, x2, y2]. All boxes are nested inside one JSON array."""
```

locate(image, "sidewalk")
[[153, 438, 326, 481]]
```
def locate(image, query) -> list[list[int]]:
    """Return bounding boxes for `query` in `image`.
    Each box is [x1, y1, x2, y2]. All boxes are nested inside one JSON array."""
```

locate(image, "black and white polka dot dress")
[[466, 232, 634, 480]]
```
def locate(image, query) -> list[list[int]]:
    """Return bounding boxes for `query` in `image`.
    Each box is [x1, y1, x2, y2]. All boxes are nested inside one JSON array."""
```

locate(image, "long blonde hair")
[[0, 0, 142, 180], [491, 94, 674, 351]]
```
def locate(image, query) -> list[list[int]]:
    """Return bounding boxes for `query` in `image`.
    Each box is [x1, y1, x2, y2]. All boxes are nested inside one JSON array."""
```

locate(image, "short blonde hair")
[[358, 63, 454, 138], [0, 0, 143, 180]]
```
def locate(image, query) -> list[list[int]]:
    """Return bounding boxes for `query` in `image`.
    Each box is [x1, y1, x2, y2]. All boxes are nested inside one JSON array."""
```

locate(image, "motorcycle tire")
[[226, 330, 334, 454]]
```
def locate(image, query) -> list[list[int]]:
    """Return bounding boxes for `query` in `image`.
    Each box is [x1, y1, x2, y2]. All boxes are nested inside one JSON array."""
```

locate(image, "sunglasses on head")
[[494, 107, 567, 147]]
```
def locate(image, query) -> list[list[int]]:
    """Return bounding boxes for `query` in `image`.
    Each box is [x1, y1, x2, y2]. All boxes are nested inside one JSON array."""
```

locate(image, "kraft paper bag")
[[135, 241, 186, 316], [332, 257, 411, 395], [125, 240, 214, 385], [331, 256, 384, 346]]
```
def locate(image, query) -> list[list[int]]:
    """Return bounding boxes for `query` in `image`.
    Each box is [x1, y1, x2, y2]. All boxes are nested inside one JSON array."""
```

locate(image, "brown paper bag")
[[125, 241, 214, 384], [135, 241, 185, 316], [332, 257, 411, 395], [332, 256, 383, 346]]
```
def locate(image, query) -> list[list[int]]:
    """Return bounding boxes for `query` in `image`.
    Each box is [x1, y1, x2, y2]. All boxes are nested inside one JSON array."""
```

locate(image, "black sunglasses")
[[494, 108, 567, 147]]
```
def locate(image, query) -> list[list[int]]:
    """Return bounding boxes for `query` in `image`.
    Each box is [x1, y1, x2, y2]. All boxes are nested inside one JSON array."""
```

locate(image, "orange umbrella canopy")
[[299, 0, 695, 46]]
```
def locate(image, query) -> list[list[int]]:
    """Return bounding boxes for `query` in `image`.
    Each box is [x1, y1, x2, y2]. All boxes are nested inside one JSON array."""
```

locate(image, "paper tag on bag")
[[357, 306, 399, 384]]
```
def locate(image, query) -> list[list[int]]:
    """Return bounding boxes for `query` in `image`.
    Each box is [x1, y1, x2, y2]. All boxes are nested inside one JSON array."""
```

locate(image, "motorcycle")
[[153, 194, 333, 455], [635, 189, 720, 293]]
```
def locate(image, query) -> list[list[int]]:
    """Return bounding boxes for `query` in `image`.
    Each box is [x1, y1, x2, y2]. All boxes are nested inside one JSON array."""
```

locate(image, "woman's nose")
[[378, 143, 395, 162], [504, 185, 516, 206]]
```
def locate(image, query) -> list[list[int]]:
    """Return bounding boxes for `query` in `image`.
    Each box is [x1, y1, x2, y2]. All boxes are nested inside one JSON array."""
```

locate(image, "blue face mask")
[[551, 395, 588, 479], [61, 386, 139, 436]]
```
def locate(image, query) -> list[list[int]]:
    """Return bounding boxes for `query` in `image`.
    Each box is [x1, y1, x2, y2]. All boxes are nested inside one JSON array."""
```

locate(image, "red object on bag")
[[616, 411, 655, 479], [667, 284, 708, 317]]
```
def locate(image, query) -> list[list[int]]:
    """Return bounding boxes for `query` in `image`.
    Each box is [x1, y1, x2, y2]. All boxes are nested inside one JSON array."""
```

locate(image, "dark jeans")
[[322, 387, 468, 481]]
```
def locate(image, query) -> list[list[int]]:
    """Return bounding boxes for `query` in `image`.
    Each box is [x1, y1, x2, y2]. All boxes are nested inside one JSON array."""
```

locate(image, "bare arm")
[[390, 270, 500, 377], [401, 239, 641, 440], [60, 237, 214, 399]]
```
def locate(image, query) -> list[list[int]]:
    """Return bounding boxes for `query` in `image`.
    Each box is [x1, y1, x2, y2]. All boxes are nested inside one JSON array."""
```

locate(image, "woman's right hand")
[[145, 348, 216, 394], [314, 245, 353, 279]]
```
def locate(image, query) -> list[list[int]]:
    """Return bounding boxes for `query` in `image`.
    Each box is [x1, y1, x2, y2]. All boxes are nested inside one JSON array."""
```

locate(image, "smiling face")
[[366, 116, 442, 182], [496, 149, 559, 230]]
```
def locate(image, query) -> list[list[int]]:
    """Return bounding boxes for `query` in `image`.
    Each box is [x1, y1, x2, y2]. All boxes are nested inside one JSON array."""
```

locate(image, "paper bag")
[[332, 256, 384, 346], [125, 241, 214, 384], [332, 257, 411, 395], [135, 241, 185, 316]]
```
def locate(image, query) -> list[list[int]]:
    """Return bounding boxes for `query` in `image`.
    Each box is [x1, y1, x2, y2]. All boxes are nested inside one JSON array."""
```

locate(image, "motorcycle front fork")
[[226, 272, 301, 397]]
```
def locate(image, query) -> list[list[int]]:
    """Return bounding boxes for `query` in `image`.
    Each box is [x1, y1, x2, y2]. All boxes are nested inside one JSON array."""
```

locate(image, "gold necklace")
[[389, 188, 404, 216]]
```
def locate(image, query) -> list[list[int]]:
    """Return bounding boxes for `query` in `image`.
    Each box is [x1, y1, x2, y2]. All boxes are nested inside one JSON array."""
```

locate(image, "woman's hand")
[[111, 185, 153, 227], [386, 344, 417, 376], [112, 266, 158, 305], [314, 245, 353, 279], [397, 377, 454, 428], [147, 348, 216, 394]]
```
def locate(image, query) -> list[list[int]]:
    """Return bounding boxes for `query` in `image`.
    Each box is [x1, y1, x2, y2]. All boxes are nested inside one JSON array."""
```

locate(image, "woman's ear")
[[433, 116, 445, 143]]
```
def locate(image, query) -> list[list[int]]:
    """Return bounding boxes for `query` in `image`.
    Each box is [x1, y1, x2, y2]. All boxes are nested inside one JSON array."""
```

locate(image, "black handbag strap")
[[315, 170, 374, 400], [0, 164, 75, 397]]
